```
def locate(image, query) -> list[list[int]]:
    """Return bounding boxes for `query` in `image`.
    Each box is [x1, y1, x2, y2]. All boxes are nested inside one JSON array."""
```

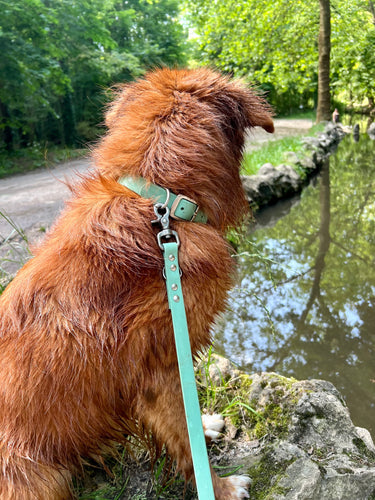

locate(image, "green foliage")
[[196, 349, 262, 429], [0, 0, 188, 161], [186, 0, 375, 115], [331, 3, 375, 110]]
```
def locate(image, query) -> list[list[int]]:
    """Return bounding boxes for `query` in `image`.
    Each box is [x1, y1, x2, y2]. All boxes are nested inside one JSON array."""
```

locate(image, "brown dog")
[[0, 68, 273, 499]]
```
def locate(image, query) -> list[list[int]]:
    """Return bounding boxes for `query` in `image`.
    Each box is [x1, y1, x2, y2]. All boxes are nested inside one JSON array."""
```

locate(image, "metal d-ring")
[[160, 188, 170, 210]]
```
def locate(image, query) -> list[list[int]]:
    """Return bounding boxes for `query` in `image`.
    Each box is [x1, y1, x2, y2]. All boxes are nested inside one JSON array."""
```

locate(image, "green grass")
[[241, 119, 326, 176], [277, 109, 316, 120], [241, 135, 305, 175]]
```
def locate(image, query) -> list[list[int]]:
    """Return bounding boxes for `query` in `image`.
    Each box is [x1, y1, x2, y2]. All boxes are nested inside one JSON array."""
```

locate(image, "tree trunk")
[[369, 0, 375, 24], [0, 101, 14, 152], [368, 1, 375, 127], [316, 0, 331, 122]]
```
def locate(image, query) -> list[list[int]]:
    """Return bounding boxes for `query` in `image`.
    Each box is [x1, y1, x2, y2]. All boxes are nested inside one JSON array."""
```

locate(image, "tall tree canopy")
[[187, 0, 375, 118], [0, 0, 188, 151]]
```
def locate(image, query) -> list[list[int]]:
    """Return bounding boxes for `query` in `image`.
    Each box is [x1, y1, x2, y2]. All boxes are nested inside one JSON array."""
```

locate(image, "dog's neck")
[[118, 176, 208, 224]]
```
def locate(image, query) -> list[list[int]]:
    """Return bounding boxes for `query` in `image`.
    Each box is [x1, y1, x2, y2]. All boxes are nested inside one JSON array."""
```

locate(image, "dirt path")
[[0, 157, 92, 274], [0, 119, 313, 275], [246, 118, 314, 149]]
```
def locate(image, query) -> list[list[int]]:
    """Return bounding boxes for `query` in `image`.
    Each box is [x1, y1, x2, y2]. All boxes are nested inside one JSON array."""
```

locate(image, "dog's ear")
[[220, 79, 274, 134], [251, 109, 275, 133], [182, 70, 274, 138]]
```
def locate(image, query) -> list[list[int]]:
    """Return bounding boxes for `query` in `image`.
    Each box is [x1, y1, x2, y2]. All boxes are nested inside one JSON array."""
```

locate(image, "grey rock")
[[241, 174, 274, 205], [275, 456, 321, 499], [204, 353, 240, 386], [298, 156, 316, 172], [283, 151, 300, 165], [316, 468, 375, 500], [289, 388, 355, 452], [312, 149, 325, 167], [355, 427, 375, 453], [276, 164, 303, 192], [317, 133, 332, 150], [301, 136, 321, 150], [272, 451, 375, 500], [242, 163, 302, 207], [197, 353, 242, 390], [325, 121, 338, 133], [325, 122, 347, 141], [235, 373, 375, 499], [241, 123, 347, 210], [257, 163, 278, 176], [368, 123, 375, 139]]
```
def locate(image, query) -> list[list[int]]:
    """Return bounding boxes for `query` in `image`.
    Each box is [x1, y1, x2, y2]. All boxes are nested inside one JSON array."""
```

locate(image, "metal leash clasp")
[[152, 203, 180, 251]]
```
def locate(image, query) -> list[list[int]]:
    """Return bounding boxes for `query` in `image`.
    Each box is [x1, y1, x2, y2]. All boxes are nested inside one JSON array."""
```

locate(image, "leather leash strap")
[[161, 240, 215, 500], [119, 175, 214, 498]]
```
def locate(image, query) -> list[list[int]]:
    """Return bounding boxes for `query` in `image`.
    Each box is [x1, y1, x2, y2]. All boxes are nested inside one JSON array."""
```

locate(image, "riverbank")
[[202, 355, 375, 500], [242, 122, 347, 211]]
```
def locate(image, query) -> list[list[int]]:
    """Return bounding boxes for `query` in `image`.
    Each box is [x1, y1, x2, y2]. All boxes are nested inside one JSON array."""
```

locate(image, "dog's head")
[[94, 68, 273, 230]]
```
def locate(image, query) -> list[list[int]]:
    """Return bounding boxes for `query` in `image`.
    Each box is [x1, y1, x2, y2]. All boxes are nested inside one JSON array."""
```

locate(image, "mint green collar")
[[118, 176, 208, 224]]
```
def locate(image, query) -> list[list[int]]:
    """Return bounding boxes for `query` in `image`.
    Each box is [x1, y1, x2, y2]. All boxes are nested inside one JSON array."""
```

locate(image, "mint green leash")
[[153, 203, 215, 500], [162, 240, 215, 499], [119, 176, 215, 498]]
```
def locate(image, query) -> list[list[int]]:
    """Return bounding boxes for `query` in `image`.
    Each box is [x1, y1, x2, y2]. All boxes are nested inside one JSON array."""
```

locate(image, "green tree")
[[332, 1, 375, 126], [0, 0, 188, 153], [187, 0, 375, 120], [111, 0, 188, 68], [0, 0, 67, 149]]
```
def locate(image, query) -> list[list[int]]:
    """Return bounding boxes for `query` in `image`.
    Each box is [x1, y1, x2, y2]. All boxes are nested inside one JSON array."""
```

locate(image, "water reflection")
[[215, 136, 375, 436]]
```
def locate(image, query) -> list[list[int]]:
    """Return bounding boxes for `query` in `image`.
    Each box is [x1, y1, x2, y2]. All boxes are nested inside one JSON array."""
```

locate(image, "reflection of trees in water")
[[299, 158, 331, 326], [215, 136, 375, 433]]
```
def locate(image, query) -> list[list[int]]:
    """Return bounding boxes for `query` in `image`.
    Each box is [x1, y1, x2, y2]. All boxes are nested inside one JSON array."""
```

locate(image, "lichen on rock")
[[198, 355, 375, 500]]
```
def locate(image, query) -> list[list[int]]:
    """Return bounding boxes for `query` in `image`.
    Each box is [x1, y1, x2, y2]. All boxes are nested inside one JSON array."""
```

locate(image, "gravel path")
[[0, 157, 92, 274], [0, 119, 313, 275], [246, 118, 314, 149]]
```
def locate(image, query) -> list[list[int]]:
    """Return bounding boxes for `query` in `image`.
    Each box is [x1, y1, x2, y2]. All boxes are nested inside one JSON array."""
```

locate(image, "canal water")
[[214, 135, 375, 437]]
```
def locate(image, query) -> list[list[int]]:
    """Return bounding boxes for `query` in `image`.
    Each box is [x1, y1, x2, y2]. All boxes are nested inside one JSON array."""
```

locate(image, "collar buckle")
[[170, 194, 201, 222]]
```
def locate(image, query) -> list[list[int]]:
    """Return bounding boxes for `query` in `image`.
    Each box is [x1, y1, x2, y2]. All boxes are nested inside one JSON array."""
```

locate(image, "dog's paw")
[[202, 413, 225, 441], [226, 475, 251, 499]]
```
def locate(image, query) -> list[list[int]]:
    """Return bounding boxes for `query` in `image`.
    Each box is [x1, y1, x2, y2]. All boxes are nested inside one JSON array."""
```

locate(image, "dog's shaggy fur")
[[0, 68, 273, 499]]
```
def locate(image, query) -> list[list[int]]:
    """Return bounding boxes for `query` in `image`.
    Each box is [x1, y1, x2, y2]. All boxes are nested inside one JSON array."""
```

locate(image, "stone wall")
[[242, 123, 347, 210]]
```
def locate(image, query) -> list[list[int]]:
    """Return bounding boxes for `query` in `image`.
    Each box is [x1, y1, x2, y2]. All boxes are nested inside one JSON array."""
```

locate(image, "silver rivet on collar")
[[171, 283, 178, 291], [168, 254, 175, 261], [170, 264, 177, 271], [173, 295, 180, 302]]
